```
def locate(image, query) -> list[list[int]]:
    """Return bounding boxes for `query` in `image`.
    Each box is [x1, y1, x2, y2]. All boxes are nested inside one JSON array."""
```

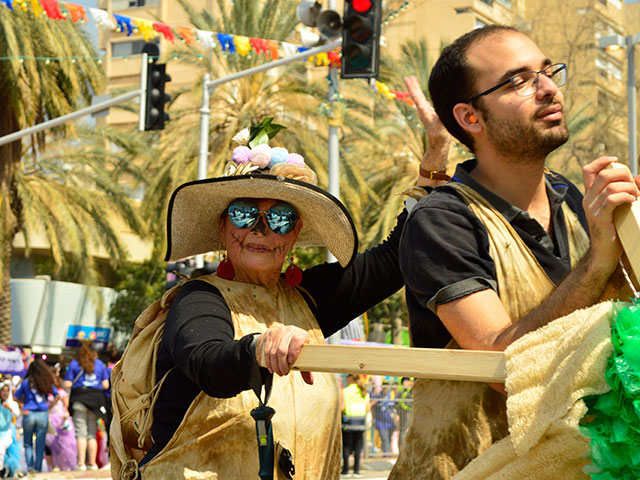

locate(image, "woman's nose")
[[251, 214, 268, 234]]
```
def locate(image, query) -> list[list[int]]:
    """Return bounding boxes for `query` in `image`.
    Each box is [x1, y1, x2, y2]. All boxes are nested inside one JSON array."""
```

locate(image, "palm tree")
[[0, 8, 147, 342]]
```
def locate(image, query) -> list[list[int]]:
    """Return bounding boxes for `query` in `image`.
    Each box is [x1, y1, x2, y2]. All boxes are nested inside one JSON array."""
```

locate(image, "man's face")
[[466, 32, 569, 161]]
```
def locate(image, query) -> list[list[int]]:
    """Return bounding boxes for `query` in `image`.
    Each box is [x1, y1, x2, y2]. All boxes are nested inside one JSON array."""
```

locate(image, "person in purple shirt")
[[63, 342, 109, 471], [14, 359, 58, 473]]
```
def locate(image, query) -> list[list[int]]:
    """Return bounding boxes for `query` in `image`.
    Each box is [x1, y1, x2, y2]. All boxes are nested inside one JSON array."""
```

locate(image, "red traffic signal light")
[[341, 0, 381, 79]]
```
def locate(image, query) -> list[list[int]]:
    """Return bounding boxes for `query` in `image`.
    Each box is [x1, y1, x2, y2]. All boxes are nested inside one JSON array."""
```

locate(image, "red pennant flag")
[[390, 90, 415, 106], [153, 22, 176, 43], [40, 0, 65, 20], [250, 38, 269, 56], [328, 50, 341, 67]]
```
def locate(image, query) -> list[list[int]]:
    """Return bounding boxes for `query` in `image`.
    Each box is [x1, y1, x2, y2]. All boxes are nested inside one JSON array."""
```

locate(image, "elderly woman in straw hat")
[[126, 82, 447, 479]]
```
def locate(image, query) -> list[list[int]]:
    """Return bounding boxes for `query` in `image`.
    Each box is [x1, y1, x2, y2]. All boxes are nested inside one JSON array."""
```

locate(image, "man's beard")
[[480, 104, 569, 163]]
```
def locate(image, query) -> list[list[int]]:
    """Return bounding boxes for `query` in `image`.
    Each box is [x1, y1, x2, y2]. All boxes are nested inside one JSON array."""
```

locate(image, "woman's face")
[[0, 386, 9, 401], [219, 198, 302, 286]]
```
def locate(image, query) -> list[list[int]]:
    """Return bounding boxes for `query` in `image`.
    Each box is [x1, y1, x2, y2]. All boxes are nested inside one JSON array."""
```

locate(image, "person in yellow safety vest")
[[340, 374, 370, 478], [395, 377, 414, 449]]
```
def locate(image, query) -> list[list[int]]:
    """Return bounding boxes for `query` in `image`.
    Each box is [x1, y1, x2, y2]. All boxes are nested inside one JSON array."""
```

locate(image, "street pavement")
[[21, 458, 395, 479]]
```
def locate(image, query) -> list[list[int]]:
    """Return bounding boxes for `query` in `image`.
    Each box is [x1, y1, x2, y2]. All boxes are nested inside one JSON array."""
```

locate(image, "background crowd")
[[0, 341, 120, 478], [340, 374, 414, 478]]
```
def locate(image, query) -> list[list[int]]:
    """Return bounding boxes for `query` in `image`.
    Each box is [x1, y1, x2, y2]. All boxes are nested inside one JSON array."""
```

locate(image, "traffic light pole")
[[195, 40, 341, 267], [138, 53, 149, 132]]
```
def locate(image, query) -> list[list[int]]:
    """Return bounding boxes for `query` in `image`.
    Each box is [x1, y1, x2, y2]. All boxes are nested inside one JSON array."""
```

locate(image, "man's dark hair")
[[428, 25, 520, 152]]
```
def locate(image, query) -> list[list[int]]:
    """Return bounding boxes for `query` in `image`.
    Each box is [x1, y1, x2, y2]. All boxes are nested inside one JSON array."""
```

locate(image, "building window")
[[479, 0, 493, 5], [111, 39, 157, 57], [496, 0, 512, 8], [608, 0, 621, 8], [475, 18, 488, 29], [111, 0, 160, 9], [596, 56, 622, 82]]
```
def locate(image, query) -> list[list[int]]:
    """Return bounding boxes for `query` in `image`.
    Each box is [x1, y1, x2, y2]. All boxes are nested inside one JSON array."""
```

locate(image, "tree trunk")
[[367, 321, 387, 343], [0, 101, 23, 344], [391, 315, 404, 345], [0, 265, 12, 345]]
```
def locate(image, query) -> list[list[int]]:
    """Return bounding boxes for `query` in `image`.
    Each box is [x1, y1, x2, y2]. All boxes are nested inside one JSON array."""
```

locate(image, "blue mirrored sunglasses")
[[227, 199, 299, 235]]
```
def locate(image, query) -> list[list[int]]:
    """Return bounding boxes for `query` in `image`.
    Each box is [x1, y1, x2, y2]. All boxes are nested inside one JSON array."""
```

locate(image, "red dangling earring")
[[284, 256, 302, 287], [217, 254, 235, 280]]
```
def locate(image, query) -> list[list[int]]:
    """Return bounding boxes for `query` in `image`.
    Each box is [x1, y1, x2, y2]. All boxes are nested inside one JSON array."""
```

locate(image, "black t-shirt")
[[400, 159, 588, 349], [146, 207, 411, 460]]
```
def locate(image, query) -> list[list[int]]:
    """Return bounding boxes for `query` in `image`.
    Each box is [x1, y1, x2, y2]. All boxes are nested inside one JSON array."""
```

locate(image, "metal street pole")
[[0, 89, 142, 147], [138, 53, 149, 132], [325, 0, 342, 345], [627, 35, 638, 177]]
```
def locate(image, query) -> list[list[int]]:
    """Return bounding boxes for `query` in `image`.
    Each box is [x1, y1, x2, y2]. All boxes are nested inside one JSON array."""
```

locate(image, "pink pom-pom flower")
[[286, 153, 305, 166], [232, 146, 251, 164], [250, 144, 272, 168]]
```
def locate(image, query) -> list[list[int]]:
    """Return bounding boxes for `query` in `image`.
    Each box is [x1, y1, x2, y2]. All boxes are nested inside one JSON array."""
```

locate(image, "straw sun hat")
[[164, 148, 358, 268]]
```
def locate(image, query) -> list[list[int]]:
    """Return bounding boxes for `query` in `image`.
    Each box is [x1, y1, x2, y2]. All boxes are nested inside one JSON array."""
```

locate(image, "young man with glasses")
[[390, 25, 640, 479]]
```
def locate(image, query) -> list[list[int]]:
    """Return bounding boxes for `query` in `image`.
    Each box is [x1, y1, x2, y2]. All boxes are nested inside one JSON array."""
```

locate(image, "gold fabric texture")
[[454, 302, 614, 480]]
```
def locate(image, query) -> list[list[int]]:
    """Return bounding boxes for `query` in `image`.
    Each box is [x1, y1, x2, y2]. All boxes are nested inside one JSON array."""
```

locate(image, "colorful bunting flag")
[[113, 13, 133, 36], [89, 7, 115, 29], [40, 0, 65, 20], [153, 22, 175, 43], [64, 2, 86, 22], [196, 29, 216, 49], [1, 0, 14, 11], [217, 33, 235, 53], [281, 42, 298, 57], [13, 0, 28, 11], [234, 35, 251, 56], [29, 0, 42, 17], [266, 40, 279, 59], [250, 37, 268, 57], [176, 26, 195, 45]]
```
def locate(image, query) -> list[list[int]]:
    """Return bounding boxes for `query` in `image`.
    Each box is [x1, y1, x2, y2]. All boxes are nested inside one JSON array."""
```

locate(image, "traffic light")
[[341, 0, 382, 79], [144, 59, 171, 131]]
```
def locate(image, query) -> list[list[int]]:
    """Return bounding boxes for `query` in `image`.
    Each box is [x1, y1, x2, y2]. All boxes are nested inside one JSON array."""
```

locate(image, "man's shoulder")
[[412, 184, 469, 212]]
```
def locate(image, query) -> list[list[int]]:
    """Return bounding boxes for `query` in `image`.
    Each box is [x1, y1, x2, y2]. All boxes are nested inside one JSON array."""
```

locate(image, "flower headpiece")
[[226, 118, 316, 184]]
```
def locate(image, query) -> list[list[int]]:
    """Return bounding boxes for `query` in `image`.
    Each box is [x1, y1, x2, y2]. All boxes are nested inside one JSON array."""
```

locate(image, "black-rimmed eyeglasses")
[[467, 63, 567, 103]]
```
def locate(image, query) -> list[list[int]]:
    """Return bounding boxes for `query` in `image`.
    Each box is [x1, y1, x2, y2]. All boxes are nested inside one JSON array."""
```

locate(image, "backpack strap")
[[119, 365, 177, 449]]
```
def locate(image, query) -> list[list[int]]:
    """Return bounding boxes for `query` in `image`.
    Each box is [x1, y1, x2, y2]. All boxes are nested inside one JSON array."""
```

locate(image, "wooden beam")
[[608, 162, 640, 283], [615, 200, 640, 284], [292, 345, 506, 383]]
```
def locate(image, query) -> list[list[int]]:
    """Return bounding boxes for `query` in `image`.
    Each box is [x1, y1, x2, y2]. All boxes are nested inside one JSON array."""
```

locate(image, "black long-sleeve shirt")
[[146, 208, 410, 459]]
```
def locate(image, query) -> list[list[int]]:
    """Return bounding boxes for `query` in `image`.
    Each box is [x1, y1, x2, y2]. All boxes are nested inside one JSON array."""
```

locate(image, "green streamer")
[[581, 300, 640, 479]]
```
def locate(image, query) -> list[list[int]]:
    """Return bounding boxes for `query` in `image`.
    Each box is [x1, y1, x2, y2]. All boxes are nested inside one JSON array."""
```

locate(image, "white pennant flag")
[[89, 8, 116, 30], [281, 42, 298, 58], [196, 30, 217, 49]]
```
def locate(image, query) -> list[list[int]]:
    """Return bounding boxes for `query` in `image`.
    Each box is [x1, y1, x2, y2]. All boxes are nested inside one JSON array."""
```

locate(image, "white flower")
[[232, 128, 250, 145]]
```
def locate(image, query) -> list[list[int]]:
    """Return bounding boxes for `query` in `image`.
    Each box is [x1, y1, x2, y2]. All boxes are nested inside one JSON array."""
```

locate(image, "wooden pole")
[[292, 345, 506, 383]]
